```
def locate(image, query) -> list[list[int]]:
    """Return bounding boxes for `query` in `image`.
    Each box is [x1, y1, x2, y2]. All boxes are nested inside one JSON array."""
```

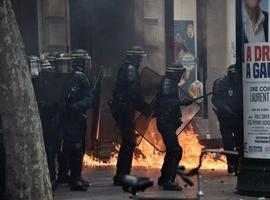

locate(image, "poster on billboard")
[[243, 43, 270, 159], [241, 0, 270, 159], [241, 0, 269, 43], [173, 20, 196, 92]]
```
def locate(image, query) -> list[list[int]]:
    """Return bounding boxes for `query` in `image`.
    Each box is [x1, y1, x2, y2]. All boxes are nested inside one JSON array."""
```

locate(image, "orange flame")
[[84, 124, 227, 170]]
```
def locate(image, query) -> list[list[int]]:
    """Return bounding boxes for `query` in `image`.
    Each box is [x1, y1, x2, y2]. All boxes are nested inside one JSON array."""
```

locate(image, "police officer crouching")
[[212, 65, 242, 174], [58, 50, 94, 191], [155, 63, 192, 190], [109, 46, 151, 186]]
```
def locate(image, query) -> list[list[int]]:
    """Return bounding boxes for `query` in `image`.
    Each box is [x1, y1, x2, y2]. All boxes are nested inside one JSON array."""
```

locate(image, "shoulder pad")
[[213, 76, 228, 92], [73, 70, 90, 86], [73, 70, 88, 78]]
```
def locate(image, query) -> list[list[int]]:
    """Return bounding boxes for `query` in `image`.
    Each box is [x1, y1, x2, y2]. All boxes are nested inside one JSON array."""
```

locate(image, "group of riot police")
[[28, 49, 95, 191], [109, 46, 242, 190], [0, 45, 242, 195]]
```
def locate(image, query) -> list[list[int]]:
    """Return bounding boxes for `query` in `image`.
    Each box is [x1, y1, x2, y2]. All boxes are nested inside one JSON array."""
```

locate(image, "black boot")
[[80, 177, 90, 187], [70, 179, 88, 191], [157, 176, 166, 186], [113, 175, 124, 186], [163, 180, 183, 191]]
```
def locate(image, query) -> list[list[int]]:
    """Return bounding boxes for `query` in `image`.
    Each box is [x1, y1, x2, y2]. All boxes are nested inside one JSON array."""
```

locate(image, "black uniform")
[[30, 56, 61, 189], [155, 76, 190, 190], [39, 103, 61, 187], [212, 66, 242, 173], [111, 61, 149, 185], [59, 70, 94, 190]]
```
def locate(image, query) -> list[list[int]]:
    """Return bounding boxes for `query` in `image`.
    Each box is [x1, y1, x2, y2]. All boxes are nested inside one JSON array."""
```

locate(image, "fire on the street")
[[83, 124, 227, 170]]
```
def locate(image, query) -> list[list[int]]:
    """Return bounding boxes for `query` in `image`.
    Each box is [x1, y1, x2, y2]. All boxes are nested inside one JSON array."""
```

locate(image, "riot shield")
[[135, 69, 200, 152], [111, 67, 160, 142], [132, 67, 162, 144], [33, 71, 72, 108]]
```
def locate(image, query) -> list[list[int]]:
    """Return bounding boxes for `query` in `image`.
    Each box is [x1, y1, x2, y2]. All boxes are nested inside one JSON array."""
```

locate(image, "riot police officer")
[[212, 64, 242, 174], [109, 46, 151, 186], [28, 55, 61, 190], [58, 50, 94, 191], [155, 63, 192, 190], [71, 49, 93, 155]]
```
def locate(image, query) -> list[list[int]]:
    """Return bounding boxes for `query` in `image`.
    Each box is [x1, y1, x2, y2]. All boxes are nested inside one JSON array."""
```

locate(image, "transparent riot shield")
[[33, 71, 72, 108], [135, 68, 200, 152]]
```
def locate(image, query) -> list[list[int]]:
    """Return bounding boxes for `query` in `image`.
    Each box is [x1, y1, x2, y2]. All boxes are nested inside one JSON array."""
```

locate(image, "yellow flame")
[[83, 125, 227, 170]]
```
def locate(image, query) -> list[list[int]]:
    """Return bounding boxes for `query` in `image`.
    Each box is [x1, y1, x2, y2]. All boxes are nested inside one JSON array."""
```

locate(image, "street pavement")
[[54, 167, 269, 200]]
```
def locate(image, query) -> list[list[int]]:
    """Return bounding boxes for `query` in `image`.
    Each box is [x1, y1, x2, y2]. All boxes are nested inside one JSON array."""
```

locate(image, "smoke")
[[70, 0, 134, 68]]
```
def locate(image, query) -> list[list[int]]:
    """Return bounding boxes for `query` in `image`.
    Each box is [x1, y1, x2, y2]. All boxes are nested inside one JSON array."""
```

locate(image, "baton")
[[93, 65, 104, 89], [191, 86, 228, 102], [191, 91, 214, 102]]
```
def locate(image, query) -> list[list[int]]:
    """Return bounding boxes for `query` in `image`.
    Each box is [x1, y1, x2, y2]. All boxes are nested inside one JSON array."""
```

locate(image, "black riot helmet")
[[165, 62, 186, 84], [54, 52, 72, 73], [41, 59, 55, 72], [71, 49, 92, 72], [45, 51, 60, 67], [125, 46, 147, 69], [227, 64, 238, 83], [27, 55, 41, 78]]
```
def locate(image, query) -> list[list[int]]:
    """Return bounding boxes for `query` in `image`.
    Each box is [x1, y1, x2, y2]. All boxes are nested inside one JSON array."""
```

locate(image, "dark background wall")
[[11, 0, 39, 55]]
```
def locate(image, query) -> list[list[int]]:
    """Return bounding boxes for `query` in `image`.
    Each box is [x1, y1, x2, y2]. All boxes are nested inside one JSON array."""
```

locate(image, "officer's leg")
[[42, 117, 57, 184], [158, 123, 182, 190], [232, 117, 243, 170], [80, 118, 87, 155], [114, 119, 136, 185], [78, 118, 89, 186], [49, 116, 61, 183], [233, 117, 243, 155], [219, 118, 235, 172], [69, 141, 86, 191], [58, 139, 70, 183]]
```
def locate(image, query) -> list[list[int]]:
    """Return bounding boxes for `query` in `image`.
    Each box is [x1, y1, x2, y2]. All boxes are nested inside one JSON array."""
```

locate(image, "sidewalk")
[[54, 167, 268, 200]]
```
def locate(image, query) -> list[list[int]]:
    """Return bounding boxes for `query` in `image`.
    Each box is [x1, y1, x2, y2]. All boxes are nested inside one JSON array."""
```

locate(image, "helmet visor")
[[55, 60, 72, 73], [30, 60, 40, 78]]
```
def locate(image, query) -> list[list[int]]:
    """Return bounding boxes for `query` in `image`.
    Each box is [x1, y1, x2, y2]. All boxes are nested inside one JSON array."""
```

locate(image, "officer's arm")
[[71, 73, 94, 113], [211, 79, 226, 112]]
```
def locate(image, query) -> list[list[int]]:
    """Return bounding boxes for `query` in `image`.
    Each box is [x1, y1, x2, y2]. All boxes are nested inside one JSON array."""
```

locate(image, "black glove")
[[181, 99, 193, 106]]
